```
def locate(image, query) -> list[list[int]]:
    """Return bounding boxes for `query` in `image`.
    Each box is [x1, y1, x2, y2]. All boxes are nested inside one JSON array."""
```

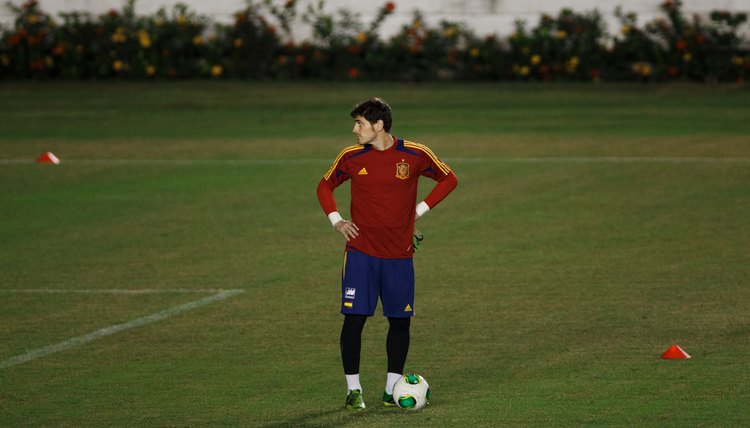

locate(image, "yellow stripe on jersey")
[[404, 141, 451, 175], [323, 145, 365, 180]]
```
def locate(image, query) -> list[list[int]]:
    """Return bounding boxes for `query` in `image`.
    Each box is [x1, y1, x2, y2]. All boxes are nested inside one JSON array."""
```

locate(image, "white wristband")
[[415, 201, 430, 218], [328, 211, 344, 227]]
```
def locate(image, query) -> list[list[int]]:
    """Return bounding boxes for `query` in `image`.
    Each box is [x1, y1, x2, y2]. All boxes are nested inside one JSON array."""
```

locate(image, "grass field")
[[1, 82, 749, 426]]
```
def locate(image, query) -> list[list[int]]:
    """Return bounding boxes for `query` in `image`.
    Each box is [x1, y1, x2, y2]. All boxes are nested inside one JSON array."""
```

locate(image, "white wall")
[[2, 0, 748, 39]]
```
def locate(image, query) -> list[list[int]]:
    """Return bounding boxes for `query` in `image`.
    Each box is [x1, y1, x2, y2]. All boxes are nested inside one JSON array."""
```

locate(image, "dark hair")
[[350, 97, 392, 132]]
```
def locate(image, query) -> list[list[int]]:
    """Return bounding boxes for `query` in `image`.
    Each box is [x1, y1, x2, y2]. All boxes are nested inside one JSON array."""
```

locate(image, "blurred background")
[[1, 0, 748, 81]]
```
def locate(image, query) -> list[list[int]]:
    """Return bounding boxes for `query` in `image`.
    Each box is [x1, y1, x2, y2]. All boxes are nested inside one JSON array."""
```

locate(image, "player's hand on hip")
[[334, 220, 359, 241]]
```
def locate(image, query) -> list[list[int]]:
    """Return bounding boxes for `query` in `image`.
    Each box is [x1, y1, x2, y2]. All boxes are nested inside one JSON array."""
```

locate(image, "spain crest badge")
[[396, 161, 409, 179]]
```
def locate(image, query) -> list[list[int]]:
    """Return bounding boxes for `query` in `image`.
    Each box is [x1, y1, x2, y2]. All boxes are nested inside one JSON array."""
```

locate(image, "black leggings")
[[340, 314, 411, 374]]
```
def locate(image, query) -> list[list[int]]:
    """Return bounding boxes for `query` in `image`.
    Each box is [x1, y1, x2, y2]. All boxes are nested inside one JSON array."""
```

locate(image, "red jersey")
[[317, 136, 457, 258]]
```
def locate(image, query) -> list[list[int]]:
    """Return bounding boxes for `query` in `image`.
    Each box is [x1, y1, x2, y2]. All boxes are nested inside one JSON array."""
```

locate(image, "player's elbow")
[[446, 172, 458, 191]]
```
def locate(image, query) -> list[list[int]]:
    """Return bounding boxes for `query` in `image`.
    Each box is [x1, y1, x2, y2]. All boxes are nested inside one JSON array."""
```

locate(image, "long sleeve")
[[423, 171, 458, 209], [317, 178, 338, 215]]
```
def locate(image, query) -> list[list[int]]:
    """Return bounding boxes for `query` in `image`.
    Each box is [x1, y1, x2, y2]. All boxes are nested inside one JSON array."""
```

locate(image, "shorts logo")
[[404, 304, 412, 312], [344, 302, 353, 308], [396, 161, 409, 180], [345, 288, 356, 299]]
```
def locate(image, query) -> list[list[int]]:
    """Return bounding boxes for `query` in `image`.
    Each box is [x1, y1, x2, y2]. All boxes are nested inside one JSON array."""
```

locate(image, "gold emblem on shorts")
[[396, 161, 409, 179]]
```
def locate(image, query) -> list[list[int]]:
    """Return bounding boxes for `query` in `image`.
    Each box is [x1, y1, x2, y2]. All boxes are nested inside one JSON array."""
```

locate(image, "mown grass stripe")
[[2, 156, 750, 165]]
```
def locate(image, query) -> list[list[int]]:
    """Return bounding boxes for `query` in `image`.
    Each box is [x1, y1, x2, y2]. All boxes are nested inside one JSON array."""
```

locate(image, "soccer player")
[[316, 97, 458, 410]]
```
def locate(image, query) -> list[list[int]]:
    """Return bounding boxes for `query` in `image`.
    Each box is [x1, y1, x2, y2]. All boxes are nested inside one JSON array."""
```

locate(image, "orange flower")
[[347, 67, 360, 78], [384, 2, 396, 13], [210, 64, 223, 77], [52, 43, 66, 56], [29, 59, 45, 71], [675, 39, 687, 51], [8, 33, 23, 46]]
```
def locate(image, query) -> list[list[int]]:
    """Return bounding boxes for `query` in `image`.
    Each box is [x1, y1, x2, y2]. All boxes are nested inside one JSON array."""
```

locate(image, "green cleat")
[[345, 389, 366, 410], [383, 391, 396, 407]]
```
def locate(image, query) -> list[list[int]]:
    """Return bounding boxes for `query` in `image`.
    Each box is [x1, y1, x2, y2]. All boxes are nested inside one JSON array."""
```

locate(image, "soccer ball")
[[392, 373, 430, 411]]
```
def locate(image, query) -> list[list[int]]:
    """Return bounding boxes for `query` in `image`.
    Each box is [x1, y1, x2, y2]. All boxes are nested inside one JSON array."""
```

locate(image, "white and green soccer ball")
[[392, 373, 431, 411]]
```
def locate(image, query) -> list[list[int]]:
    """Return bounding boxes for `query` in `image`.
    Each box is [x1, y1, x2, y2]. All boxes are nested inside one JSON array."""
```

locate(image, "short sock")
[[346, 374, 362, 392], [385, 372, 402, 395]]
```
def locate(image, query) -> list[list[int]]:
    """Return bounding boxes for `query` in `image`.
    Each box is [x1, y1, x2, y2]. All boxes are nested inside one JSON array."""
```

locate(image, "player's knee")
[[387, 316, 411, 332], [343, 314, 367, 332]]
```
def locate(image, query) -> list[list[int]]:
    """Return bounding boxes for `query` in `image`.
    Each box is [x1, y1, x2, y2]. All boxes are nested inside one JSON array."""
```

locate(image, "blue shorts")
[[340, 250, 415, 317]]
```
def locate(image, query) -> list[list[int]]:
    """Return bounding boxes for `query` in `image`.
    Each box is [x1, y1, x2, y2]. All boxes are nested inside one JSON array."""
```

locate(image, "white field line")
[[446, 156, 750, 164], [0, 289, 244, 369], [0, 288, 237, 294], [0, 158, 328, 165], [2, 157, 750, 165]]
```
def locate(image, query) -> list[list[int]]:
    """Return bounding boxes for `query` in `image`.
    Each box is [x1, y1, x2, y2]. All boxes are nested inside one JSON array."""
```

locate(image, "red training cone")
[[36, 152, 60, 164], [661, 345, 691, 359]]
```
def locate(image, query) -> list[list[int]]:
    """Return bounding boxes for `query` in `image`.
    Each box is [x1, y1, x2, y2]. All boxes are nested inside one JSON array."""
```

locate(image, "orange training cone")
[[36, 152, 60, 164], [661, 345, 691, 359]]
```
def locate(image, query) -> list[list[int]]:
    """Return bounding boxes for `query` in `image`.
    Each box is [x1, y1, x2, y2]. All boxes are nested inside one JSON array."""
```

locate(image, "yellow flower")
[[621, 25, 631, 35], [176, 15, 187, 26], [555, 30, 567, 39], [683, 53, 692, 62], [632, 62, 651, 77], [111, 27, 127, 43], [413, 20, 422, 29], [731, 56, 743, 66], [112, 60, 124, 72], [210, 64, 223, 77], [145, 65, 156, 76], [519, 66, 530, 76], [566, 56, 579, 73], [531, 54, 541, 65], [355, 32, 367, 44], [444, 26, 457, 38], [138, 30, 151, 49], [45, 56, 53, 67], [193, 35, 203, 46], [27, 14, 38, 25], [154, 17, 165, 26], [469, 48, 480, 58]]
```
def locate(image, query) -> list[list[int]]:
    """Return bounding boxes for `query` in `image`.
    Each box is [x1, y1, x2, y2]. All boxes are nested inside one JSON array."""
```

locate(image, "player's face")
[[352, 115, 377, 145]]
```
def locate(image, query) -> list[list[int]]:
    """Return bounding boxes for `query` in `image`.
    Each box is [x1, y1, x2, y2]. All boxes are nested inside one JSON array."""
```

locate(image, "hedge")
[[1, 0, 748, 81]]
